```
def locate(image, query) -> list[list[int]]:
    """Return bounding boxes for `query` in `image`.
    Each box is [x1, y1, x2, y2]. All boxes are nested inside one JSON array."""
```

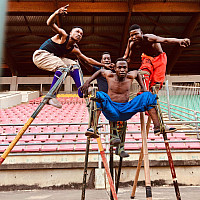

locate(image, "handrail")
[[1, 121, 200, 126], [167, 85, 200, 89], [160, 100, 200, 114]]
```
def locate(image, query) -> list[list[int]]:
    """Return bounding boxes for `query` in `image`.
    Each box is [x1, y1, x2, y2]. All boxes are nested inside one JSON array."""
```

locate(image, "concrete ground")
[[0, 186, 199, 200]]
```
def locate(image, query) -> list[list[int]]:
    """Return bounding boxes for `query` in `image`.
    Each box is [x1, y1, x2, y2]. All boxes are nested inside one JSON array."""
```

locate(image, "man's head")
[[101, 52, 111, 65], [70, 26, 83, 42], [114, 58, 128, 79], [129, 24, 143, 43]]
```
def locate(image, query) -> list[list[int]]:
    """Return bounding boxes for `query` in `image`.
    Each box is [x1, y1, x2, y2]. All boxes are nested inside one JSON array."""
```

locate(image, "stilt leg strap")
[[58, 64, 74, 72]]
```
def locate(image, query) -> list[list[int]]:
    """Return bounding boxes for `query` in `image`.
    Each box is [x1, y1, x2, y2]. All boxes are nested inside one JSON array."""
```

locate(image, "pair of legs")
[[33, 50, 84, 108], [140, 52, 167, 91], [48, 64, 84, 108], [140, 53, 176, 133], [86, 109, 130, 158]]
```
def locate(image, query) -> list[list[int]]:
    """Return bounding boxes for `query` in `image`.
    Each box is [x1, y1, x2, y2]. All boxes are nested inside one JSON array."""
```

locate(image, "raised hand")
[[55, 5, 69, 16], [105, 63, 115, 70], [179, 38, 190, 47]]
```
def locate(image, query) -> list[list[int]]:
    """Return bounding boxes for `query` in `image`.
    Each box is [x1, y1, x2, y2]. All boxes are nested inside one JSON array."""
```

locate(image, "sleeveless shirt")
[[39, 35, 74, 57]]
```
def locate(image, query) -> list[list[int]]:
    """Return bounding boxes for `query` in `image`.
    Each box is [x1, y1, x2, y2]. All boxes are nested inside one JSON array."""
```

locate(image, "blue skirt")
[[96, 91, 157, 122]]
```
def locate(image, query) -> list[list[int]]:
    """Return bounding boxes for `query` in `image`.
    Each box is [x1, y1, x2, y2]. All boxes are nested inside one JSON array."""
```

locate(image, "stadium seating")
[[0, 96, 199, 154]]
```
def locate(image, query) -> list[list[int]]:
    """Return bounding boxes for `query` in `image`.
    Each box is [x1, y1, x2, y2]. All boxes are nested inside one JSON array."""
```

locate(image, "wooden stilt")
[[116, 156, 122, 194], [97, 137, 118, 200], [81, 137, 90, 200], [115, 121, 126, 194], [0, 67, 71, 165], [131, 116, 151, 199], [153, 86, 181, 200], [110, 144, 114, 200], [82, 88, 118, 200], [140, 112, 152, 200], [109, 122, 115, 200]]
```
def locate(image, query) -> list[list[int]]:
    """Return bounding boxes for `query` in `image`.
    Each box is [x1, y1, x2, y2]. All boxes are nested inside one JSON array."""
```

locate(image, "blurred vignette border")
[[0, 0, 7, 87]]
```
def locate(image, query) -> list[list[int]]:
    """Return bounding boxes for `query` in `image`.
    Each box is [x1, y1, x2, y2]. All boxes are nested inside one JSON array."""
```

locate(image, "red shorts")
[[140, 52, 167, 90]]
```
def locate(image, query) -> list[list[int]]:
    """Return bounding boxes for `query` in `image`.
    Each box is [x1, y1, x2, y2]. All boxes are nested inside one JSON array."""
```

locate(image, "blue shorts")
[[96, 91, 157, 122]]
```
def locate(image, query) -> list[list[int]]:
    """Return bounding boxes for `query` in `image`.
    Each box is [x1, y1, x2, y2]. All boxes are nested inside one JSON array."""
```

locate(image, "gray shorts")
[[33, 49, 77, 72]]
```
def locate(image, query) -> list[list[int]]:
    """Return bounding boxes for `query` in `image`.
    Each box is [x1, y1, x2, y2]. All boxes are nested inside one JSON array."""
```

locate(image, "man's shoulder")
[[127, 70, 137, 78], [143, 34, 159, 42]]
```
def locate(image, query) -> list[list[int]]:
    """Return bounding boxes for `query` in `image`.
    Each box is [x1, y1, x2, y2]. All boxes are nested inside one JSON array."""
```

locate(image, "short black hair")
[[129, 24, 141, 32], [115, 57, 127, 64], [71, 26, 84, 31], [102, 52, 110, 56]]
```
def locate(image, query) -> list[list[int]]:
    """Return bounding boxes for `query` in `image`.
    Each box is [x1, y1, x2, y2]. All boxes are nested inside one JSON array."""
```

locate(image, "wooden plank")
[[7, 2, 200, 13], [167, 13, 200, 74]]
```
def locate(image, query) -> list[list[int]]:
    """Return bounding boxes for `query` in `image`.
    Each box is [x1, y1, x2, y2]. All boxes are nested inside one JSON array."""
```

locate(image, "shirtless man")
[[123, 24, 190, 91], [80, 53, 130, 157], [81, 58, 165, 138], [33, 5, 111, 108]]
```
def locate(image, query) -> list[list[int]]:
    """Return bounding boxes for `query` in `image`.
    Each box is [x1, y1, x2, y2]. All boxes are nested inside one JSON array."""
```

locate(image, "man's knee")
[[150, 82, 163, 91]]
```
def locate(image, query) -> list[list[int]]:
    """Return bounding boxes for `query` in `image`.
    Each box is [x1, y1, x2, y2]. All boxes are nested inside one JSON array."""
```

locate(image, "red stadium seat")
[[34, 135, 49, 142], [63, 134, 77, 141], [11, 145, 25, 152], [58, 141, 74, 151], [155, 140, 167, 149], [124, 143, 139, 150], [41, 143, 58, 152], [0, 135, 6, 141], [132, 133, 142, 140], [20, 135, 34, 142], [171, 142, 188, 149], [49, 134, 63, 142], [0, 145, 7, 152], [75, 143, 86, 151], [24, 142, 42, 152], [186, 139, 200, 149], [77, 134, 87, 141]]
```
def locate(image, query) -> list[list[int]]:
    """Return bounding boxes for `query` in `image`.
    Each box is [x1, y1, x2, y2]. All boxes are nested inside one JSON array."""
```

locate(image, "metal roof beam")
[[119, 0, 134, 56], [167, 13, 200, 74], [8, 2, 200, 13]]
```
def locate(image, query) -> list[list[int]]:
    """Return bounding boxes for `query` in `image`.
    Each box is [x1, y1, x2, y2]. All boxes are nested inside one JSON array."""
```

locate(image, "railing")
[[158, 83, 200, 139], [0, 121, 200, 157]]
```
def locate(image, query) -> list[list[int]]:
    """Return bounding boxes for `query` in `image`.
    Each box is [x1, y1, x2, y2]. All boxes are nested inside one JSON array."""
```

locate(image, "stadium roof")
[[2, 0, 200, 76]]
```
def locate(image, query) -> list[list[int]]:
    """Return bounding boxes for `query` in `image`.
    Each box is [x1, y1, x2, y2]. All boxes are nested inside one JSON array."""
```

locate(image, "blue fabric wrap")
[[96, 91, 157, 122], [70, 68, 84, 98]]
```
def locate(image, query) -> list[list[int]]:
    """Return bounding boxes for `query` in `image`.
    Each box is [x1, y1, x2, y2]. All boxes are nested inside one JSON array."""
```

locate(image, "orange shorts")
[[140, 52, 167, 90]]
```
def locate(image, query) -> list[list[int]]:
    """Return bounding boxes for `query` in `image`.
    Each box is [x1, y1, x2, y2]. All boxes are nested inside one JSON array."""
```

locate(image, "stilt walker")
[[131, 116, 151, 199], [0, 65, 75, 165], [109, 121, 127, 198], [140, 112, 152, 200], [131, 70, 181, 199], [81, 87, 118, 200], [130, 71, 153, 199], [152, 85, 181, 200], [114, 121, 127, 194], [110, 130, 114, 200]]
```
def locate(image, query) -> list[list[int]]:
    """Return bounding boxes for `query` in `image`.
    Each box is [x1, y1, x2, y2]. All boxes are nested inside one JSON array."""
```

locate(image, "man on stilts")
[[33, 5, 112, 108], [81, 58, 168, 136], [123, 24, 190, 91]]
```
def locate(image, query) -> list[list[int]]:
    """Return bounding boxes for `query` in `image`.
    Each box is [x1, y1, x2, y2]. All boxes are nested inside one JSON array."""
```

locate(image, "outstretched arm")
[[73, 47, 113, 69], [78, 57, 94, 73], [47, 5, 69, 36], [80, 69, 107, 95], [145, 34, 190, 47]]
